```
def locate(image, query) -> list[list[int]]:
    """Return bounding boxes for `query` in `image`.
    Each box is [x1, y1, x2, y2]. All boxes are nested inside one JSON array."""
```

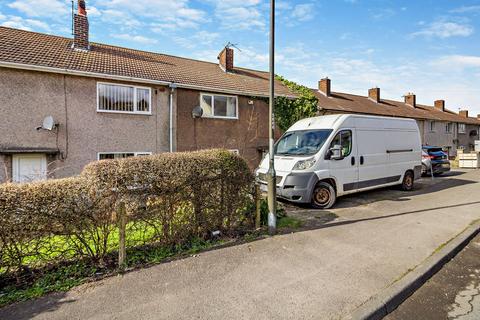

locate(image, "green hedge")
[[0, 149, 253, 275]]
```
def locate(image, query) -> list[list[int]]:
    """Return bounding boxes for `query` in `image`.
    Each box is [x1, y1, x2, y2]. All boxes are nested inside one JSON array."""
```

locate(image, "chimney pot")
[[78, 0, 87, 16], [218, 47, 234, 72], [404, 93, 416, 108], [459, 110, 469, 118], [73, 0, 89, 50], [434, 100, 445, 112], [368, 87, 380, 103], [319, 78, 331, 97]]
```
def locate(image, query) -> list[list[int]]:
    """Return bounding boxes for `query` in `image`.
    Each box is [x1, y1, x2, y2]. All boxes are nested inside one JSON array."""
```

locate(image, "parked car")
[[422, 146, 450, 176], [256, 114, 422, 209]]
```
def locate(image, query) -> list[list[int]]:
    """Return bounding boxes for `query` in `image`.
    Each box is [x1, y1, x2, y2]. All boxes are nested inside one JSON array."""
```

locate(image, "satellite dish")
[[192, 106, 203, 118], [42, 116, 56, 130], [36, 116, 57, 131]]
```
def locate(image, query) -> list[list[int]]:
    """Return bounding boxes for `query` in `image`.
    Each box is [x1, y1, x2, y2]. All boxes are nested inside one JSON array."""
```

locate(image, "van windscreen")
[[275, 129, 333, 156]]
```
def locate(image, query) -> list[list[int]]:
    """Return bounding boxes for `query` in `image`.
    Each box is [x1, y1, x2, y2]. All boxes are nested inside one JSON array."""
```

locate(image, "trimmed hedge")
[[0, 149, 254, 275]]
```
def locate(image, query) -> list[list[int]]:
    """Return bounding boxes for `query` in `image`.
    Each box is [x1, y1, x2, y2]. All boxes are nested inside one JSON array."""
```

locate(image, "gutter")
[[0, 61, 297, 99]]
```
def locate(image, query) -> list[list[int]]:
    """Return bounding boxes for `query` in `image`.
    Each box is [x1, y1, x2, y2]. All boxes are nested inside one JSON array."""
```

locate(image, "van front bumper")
[[259, 172, 318, 204]]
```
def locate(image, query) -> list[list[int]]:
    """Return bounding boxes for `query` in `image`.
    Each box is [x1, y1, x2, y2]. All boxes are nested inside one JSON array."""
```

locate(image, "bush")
[[82, 149, 254, 246], [0, 149, 254, 276], [0, 178, 112, 274]]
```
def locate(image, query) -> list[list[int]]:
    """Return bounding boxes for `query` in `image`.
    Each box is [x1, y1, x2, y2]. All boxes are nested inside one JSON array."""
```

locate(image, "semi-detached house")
[[0, 1, 295, 183], [314, 78, 480, 157]]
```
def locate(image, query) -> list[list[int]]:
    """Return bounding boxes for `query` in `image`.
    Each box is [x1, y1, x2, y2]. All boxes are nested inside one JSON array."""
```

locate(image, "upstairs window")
[[445, 122, 453, 133], [429, 121, 436, 132], [200, 93, 238, 119], [458, 123, 466, 134], [97, 83, 151, 114]]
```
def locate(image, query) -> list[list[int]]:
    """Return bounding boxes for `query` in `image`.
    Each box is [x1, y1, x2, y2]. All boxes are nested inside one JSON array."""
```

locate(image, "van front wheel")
[[401, 171, 415, 191], [311, 182, 336, 209]]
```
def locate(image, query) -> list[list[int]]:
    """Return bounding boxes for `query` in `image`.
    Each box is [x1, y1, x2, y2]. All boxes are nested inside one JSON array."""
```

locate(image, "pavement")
[[386, 233, 480, 320], [1, 169, 480, 320]]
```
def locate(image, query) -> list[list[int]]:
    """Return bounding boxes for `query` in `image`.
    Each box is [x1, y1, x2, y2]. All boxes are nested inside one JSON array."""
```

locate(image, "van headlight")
[[293, 158, 316, 170]]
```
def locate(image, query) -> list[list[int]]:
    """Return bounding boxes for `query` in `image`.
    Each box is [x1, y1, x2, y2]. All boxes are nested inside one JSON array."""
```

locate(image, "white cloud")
[[112, 33, 158, 44], [97, 0, 207, 31], [450, 6, 480, 14], [0, 15, 51, 31], [370, 8, 396, 20], [209, 0, 265, 30], [8, 0, 68, 19], [291, 3, 315, 22], [411, 20, 474, 39], [432, 55, 480, 69], [88, 6, 102, 17], [173, 31, 220, 49]]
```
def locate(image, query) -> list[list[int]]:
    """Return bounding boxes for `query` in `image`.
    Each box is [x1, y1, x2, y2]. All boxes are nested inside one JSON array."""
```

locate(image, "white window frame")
[[97, 152, 153, 160], [429, 121, 436, 132], [445, 122, 453, 134], [458, 123, 466, 134], [200, 93, 239, 120], [97, 82, 152, 115]]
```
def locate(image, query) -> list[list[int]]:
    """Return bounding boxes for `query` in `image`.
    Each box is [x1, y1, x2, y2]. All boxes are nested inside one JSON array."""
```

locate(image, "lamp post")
[[267, 0, 277, 235]]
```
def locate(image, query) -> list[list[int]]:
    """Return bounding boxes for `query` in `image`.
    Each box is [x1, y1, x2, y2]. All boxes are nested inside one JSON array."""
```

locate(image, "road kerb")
[[346, 219, 480, 320]]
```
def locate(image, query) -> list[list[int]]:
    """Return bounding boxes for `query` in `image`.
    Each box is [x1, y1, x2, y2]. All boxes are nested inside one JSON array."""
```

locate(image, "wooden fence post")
[[118, 202, 127, 270], [255, 184, 261, 229]]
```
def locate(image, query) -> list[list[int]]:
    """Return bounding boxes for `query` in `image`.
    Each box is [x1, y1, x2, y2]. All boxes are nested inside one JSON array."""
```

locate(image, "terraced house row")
[[0, 1, 479, 183]]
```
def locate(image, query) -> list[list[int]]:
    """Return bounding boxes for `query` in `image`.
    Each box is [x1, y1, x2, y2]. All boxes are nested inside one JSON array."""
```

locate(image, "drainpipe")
[[169, 83, 177, 153]]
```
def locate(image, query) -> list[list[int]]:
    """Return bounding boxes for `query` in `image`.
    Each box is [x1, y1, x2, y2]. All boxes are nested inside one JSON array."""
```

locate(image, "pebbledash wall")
[[0, 67, 171, 183], [176, 88, 270, 168]]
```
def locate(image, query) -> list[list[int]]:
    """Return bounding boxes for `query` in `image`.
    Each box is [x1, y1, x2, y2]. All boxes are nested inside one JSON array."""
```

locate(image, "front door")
[[327, 129, 359, 193], [12, 154, 47, 183]]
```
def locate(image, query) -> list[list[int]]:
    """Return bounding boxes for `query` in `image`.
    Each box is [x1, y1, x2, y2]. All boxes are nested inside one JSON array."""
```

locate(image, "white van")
[[256, 114, 422, 209]]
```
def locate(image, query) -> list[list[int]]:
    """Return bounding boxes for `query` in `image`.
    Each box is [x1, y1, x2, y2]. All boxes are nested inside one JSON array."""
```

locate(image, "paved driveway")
[[1, 170, 480, 320]]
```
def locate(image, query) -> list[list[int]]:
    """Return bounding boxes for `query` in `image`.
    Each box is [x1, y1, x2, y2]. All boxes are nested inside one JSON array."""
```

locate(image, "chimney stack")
[[404, 93, 416, 108], [368, 87, 380, 103], [434, 100, 445, 112], [218, 47, 234, 72], [459, 110, 469, 118], [319, 78, 331, 97], [73, 0, 89, 51]]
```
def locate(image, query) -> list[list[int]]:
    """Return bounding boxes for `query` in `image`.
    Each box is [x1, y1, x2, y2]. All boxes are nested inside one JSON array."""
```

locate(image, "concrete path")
[[1, 170, 480, 320]]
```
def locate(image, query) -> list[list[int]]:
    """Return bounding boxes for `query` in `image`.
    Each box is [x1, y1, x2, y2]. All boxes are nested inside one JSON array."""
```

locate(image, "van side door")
[[327, 129, 359, 194], [356, 129, 390, 189]]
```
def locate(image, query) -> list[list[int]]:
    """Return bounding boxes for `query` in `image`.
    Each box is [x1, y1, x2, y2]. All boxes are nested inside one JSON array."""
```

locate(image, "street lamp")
[[267, 0, 277, 235]]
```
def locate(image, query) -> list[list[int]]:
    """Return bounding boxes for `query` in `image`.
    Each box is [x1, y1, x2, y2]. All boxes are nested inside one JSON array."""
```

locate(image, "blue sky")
[[1, 0, 480, 115]]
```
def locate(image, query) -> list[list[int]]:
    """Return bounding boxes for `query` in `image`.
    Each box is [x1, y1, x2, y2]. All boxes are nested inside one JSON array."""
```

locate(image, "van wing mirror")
[[329, 145, 343, 160]]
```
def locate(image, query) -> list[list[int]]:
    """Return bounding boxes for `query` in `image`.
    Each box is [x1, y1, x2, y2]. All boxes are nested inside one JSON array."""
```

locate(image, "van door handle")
[[351, 157, 355, 166], [360, 156, 364, 165]]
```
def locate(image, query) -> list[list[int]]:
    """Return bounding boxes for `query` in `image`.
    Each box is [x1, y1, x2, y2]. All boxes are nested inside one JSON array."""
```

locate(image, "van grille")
[[257, 173, 282, 185]]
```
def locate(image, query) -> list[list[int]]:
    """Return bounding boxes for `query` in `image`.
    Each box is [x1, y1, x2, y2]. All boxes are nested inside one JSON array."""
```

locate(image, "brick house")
[[0, 1, 295, 183], [313, 78, 480, 157]]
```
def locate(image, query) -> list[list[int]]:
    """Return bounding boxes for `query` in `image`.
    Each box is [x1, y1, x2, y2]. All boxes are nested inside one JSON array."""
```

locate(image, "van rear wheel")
[[311, 182, 336, 209], [401, 171, 414, 191]]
